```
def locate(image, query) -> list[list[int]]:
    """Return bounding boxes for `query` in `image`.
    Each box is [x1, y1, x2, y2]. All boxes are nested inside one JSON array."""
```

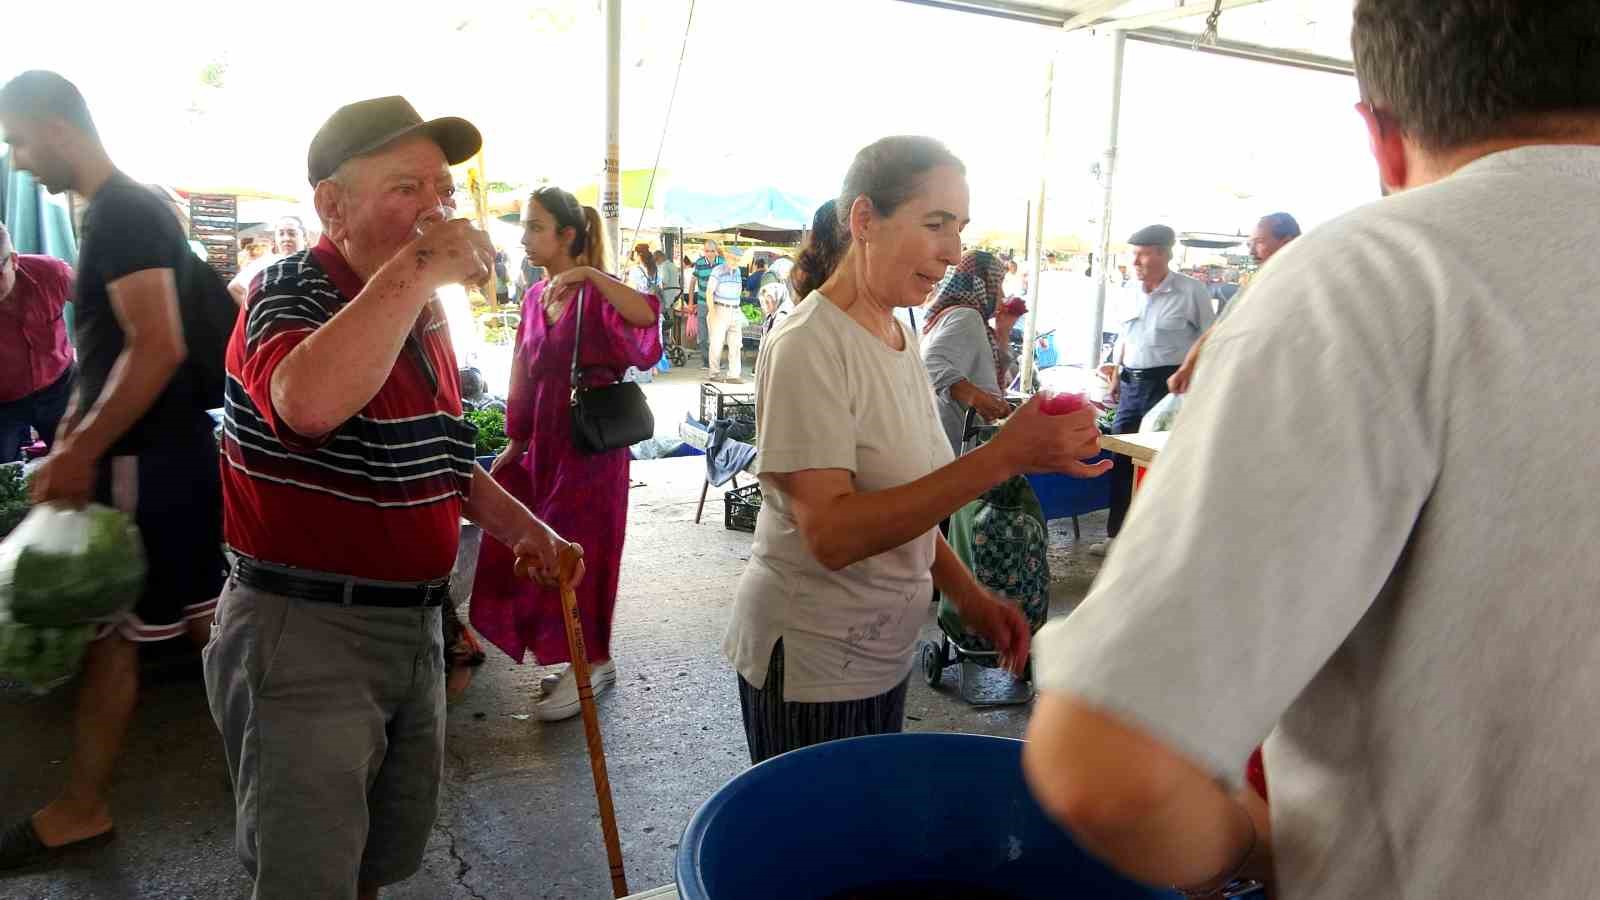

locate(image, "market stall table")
[[1099, 431, 1169, 492]]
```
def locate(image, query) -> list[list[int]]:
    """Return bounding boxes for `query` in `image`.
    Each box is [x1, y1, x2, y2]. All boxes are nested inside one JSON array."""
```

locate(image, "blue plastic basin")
[[676, 732, 1177, 899]]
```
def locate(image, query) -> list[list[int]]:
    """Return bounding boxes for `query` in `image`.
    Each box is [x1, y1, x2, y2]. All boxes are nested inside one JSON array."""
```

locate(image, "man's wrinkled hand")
[[410, 219, 494, 290], [512, 518, 584, 589]]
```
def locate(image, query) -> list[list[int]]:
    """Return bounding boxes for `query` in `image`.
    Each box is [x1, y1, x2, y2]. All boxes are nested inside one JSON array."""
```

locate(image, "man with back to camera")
[[1023, 3, 1600, 897]]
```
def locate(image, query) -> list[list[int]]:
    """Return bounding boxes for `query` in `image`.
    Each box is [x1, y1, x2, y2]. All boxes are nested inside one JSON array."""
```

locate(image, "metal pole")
[[1018, 55, 1053, 394], [1092, 29, 1126, 372], [603, 0, 623, 272], [1022, 199, 1031, 258]]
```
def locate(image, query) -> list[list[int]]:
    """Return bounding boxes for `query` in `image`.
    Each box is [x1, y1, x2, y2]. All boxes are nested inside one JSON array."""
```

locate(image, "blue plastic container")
[[1024, 452, 1113, 523], [677, 733, 1178, 900]]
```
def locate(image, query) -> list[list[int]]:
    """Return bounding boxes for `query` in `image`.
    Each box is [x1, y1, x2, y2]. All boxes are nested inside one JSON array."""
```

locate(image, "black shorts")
[[93, 428, 227, 642]]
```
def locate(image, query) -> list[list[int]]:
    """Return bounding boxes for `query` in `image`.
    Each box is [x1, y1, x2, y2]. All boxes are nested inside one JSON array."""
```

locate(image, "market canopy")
[[1, 149, 77, 262], [894, 1, 1353, 72], [660, 185, 825, 242]]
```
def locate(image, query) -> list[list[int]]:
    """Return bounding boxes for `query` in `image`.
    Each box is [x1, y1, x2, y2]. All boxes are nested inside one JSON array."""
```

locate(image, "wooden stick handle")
[[557, 544, 629, 897]]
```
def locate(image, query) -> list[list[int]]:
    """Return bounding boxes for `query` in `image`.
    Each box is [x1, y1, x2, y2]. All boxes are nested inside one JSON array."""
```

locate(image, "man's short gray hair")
[[0, 222, 12, 257]]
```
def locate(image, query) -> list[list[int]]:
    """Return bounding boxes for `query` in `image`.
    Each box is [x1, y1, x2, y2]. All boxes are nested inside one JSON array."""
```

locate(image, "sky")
[[3, 0, 1376, 246]]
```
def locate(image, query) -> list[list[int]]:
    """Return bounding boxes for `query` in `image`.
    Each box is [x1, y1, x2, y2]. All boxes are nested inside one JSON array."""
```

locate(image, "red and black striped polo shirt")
[[220, 237, 476, 582]]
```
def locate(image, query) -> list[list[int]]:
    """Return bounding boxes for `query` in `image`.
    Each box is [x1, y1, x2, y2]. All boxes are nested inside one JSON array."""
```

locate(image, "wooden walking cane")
[[517, 544, 629, 897]]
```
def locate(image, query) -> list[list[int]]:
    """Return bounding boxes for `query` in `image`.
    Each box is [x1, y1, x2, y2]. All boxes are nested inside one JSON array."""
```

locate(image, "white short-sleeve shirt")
[[1036, 146, 1600, 899], [723, 292, 955, 702]]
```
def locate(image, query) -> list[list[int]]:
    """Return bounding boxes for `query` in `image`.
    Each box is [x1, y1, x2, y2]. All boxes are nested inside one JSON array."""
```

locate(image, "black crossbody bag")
[[569, 286, 654, 453]]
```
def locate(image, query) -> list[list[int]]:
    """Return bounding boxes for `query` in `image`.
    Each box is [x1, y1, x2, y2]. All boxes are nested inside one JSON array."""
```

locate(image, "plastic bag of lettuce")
[[0, 462, 28, 539], [0, 504, 145, 693]]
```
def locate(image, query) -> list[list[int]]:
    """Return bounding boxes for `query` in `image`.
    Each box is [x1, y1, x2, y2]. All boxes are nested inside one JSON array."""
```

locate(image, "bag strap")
[[569, 283, 586, 396]]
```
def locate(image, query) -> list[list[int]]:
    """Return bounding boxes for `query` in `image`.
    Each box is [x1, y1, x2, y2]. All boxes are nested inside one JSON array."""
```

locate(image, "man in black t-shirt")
[[742, 256, 766, 304], [0, 70, 226, 872]]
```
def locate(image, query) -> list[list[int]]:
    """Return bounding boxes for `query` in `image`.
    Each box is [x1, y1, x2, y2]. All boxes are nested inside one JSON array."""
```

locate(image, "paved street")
[[1, 387, 1111, 899]]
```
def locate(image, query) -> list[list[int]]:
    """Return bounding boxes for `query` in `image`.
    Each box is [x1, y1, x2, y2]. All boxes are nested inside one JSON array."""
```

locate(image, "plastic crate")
[[724, 483, 762, 533], [700, 382, 755, 426]]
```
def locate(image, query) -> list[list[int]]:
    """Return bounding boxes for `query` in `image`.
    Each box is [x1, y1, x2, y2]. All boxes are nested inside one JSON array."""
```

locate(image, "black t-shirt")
[[75, 172, 210, 455]]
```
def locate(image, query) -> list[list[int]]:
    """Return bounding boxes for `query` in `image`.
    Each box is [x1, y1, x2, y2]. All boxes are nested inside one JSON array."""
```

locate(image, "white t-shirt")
[[1035, 146, 1600, 899], [625, 264, 652, 293], [724, 292, 955, 702]]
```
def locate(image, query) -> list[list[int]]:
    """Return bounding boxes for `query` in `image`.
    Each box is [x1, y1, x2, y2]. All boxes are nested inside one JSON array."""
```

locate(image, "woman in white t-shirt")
[[723, 137, 1110, 763]]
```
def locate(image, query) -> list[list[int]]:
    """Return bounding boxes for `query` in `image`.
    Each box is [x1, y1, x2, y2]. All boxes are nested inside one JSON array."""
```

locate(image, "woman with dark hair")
[[790, 198, 850, 302], [723, 136, 1110, 762], [625, 242, 658, 293], [469, 186, 661, 721]]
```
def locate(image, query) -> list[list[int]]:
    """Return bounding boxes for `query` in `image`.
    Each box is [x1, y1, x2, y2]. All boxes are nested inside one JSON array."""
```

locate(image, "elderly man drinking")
[[206, 95, 581, 900]]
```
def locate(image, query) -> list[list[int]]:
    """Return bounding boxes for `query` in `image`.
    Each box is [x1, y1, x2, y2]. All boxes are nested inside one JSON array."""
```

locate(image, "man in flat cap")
[[1091, 224, 1214, 557], [203, 96, 581, 899]]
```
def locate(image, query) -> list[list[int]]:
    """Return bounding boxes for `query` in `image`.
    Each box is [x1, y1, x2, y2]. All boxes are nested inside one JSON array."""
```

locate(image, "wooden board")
[[1099, 431, 1169, 464]]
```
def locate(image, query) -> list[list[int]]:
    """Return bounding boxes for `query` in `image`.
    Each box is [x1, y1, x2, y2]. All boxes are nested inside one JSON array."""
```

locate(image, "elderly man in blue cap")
[[1166, 212, 1302, 398], [1091, 224, 1215, 557]]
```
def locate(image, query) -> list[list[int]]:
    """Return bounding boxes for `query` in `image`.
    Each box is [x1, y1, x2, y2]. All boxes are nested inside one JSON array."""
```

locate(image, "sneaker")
[[533, 660, 617, 721], [1087, 539, 1113, 558], [538, 660, 618, 696]]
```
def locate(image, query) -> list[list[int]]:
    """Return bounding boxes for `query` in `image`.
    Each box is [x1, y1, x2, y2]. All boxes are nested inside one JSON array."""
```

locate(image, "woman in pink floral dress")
[[470, 187, 660, 720]]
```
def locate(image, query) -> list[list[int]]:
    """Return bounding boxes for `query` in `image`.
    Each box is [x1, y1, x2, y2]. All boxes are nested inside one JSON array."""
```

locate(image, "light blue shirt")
[[1120, 270, 1216, 369]]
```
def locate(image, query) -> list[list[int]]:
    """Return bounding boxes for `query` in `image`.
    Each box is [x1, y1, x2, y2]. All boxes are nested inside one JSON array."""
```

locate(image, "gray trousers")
[[203, 579, 446, 899]]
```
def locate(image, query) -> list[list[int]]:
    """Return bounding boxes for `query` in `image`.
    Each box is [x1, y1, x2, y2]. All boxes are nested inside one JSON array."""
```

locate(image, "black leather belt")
[[232, 557, 449, 608], [1120, 365, 1179, 383]]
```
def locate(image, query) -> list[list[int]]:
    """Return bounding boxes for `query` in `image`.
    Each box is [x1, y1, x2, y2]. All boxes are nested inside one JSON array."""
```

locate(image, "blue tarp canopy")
[[1, 149, 78, 261], [2, 147, 80, 336], [661, 186, 823, 241]]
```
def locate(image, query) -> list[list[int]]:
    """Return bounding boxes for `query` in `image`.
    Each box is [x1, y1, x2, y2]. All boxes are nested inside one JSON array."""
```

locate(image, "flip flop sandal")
[[0, 818, 116, 872]]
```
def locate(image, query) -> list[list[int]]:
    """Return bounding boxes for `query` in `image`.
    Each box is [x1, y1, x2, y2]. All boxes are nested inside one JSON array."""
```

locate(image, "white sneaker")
[[534, 660, 616, 722], [539, 660, 617, 696], [1087, 539, 1113, 558]]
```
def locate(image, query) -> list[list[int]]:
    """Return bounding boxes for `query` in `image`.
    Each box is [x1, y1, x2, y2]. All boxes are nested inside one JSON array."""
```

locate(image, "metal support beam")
[[891, 0, 1084, 28], [1018, 55, 1054, 393], [1060, 0, 1135, 30], [603, 0, 622, 270], [1127, 25, 1355, 75], [1104, 0, 1270, 32], [1091, 29, 1126, 375]]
